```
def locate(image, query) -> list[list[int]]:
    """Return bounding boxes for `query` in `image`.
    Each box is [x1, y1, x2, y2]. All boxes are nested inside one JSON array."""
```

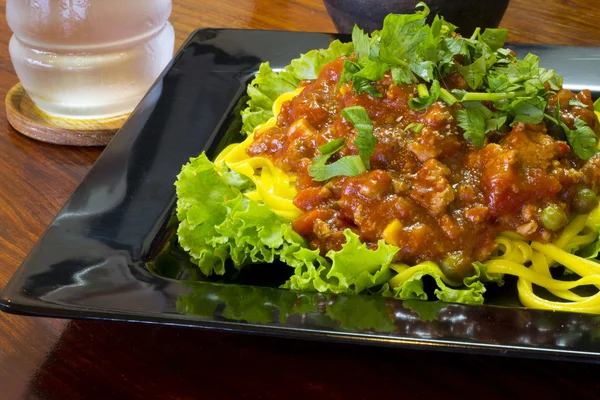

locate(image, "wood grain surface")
[[5, 83, 127, 146], [1, 1, 600, 399]]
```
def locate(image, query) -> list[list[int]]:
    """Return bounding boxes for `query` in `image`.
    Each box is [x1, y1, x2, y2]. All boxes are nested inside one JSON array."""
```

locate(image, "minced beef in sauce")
[[245, 57, 600, 281]]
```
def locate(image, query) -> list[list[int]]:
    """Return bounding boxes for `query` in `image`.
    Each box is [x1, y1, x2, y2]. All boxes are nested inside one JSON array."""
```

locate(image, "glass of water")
[[6, 0, 175, 119]]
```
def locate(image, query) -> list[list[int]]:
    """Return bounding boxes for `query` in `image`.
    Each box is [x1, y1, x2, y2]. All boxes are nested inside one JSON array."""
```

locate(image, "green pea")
[[540, 205, 568, 231], [441, 252, 473, 281], [572, 188, 599, 214]]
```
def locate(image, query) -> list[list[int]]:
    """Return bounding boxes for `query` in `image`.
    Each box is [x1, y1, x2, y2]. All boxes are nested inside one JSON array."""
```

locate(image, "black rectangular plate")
[[2, 29, 600, 362]]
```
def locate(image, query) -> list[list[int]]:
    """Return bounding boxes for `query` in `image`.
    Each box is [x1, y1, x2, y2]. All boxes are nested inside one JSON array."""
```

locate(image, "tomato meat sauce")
[[246, 57, 600, 281]]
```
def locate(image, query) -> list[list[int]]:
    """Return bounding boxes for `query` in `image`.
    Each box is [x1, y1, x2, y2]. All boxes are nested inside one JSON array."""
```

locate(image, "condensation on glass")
[[7, 0, 175, 119]]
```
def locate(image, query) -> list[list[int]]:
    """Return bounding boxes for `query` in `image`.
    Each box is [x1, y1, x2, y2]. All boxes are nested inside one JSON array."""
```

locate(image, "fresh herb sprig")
[[308, 138, 366, 181], [338, 3, 598, 158], [309, 106, 377, 181]]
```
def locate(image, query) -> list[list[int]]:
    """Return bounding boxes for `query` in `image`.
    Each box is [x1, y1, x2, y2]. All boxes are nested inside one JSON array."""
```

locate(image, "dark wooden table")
[[1, 1, 600, 398]]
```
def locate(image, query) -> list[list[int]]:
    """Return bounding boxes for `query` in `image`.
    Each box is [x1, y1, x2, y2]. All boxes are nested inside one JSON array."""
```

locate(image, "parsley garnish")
[[565, 119, 599, 161], [456, 101, 506, 147], [511, 96, 546, 124], [545, 114, 599, 160], [569, 98, 588, 109], [309, 106, 376, 181], [337, 3, 596, 158], [317, 137, 346, 155], [309, 156, 367, 181], [479, 28, 509, 51], [352, 25, 371, 60], [342, 106, 377, 168], [457, 56, 486, 90], [409, 80, 441, 110]]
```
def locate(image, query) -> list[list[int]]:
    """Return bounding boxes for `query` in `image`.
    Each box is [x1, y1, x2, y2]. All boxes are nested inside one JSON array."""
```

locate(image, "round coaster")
[[5, 82, 129, 146]]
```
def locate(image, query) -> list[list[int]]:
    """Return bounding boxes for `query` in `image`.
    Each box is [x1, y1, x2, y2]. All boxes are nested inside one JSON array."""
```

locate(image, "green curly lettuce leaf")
[[380, 261, 503, 305], [176, 153, 322, 276], [327, 230, 398, 292], [240, 40, 353, 134], [284, 230, 398, 294]]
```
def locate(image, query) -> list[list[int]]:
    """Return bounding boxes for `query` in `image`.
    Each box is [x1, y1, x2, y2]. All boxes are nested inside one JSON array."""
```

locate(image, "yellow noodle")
[[213, 89, 305, 220], [553, 214, 588, 250], [588, 205, 600, 226], [493, 236, 532, 264], [567, 227, 598, 250], [499, 231, 526, 241], [531, 242, 600, 276], [486, 259, 600, 289], [529, 245, 586, 302], [494, 235, 584, 301], [517, 249, 600, 311], [517, 278, 600, 313]]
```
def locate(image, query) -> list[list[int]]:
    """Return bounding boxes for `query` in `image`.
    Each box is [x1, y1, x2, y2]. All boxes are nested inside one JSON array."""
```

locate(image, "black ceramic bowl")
[[323, 0, 510, 36]]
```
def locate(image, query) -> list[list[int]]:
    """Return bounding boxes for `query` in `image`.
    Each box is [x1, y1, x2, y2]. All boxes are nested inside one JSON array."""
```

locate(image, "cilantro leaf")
[[354, 60, 389, 81], [443, 37, 471, 59], [317, 137, 346, 155], [459, 101, 507, 138], [457, 55, 487, 90], [352, 25, 371, 60], [422, 15, 443, 62], [378, 12, 428, 66], [569, 98, 589, 109], [486, 116, 508, 132], [511, 96, 546, 124], [369, 36, 381, 60], [339, 60, 361, 87], [309, 138, 347, 176], [352, 76, 382, 97], [346, 60, 389, 99], [309, 156, 367, 181], [391, 65, 417, 85], [409, 80, 441, 111], [539, 68, 563, 90], [410, 60, 435, 82], [309, 130, 370, 181], [456, 107, 486, 147], [563, 118, 599, 161], [455, 101, 507, 146], [342, 106, 377, 168], [479, 28, 508, 51], [462, 100, 494, 118]]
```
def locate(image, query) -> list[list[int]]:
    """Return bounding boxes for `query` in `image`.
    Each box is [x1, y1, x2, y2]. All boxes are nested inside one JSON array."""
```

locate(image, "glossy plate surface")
[[2, 29, 600, 362]]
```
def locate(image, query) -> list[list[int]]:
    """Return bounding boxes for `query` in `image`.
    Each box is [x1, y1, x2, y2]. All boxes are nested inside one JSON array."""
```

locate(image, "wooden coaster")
[[5, 82, 129, 146]]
